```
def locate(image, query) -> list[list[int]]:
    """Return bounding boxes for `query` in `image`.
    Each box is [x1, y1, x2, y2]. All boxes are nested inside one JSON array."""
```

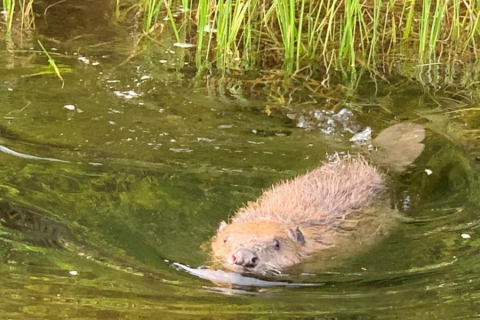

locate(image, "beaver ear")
[[217, 221, 227, 233], [288, 227, 305, 245]]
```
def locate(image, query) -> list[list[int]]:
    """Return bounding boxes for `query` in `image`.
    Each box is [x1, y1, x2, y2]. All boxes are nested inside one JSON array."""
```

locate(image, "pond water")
[[1, 2, 480, 319]]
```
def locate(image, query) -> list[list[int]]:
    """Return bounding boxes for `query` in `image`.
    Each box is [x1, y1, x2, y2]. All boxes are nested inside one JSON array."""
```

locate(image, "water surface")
[[1, 2, 480, 319]]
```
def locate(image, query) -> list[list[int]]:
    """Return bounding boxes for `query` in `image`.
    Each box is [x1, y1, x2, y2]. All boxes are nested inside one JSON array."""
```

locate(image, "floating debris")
[[169, 148, 193, 153], [173, 262, 322, 288], [218, 124, 234, 129], [113, 90, 141, 99], [204, 25, 217, 33], [197, 137, 215, 142], [350, 127, 372, 144], [173, 42, 196, 48], [0, 145, 70, 163], [294, 108, 363, 136]]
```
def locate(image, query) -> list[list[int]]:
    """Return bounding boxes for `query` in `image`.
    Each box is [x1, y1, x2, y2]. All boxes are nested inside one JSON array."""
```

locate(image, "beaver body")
[[211, 156, 394, 274], [211, 123, 425, 275]]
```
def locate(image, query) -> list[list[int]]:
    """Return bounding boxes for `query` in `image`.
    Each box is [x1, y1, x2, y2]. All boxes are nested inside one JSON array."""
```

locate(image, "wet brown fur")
[[211, 155, 394, 274]]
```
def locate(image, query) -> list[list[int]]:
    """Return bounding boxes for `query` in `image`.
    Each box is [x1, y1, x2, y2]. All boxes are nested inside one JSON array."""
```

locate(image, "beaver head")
[[211, 220, 306, 274]]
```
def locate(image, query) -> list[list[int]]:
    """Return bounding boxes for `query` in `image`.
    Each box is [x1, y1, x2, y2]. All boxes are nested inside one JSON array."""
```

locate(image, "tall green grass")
[[142, 0, 162, 34], [2, 0, 35, 31], [37, 40, 65, 87], [2, 0, 15, 32], [4, 0, 480, 89], [180, 0, 480, 86], [141, 0, 180, 42], [20, 0, 34, 29]]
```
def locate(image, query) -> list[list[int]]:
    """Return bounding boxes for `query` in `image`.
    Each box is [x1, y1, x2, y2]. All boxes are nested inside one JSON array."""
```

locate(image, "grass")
[[177, 0, 480, 87], [18, 0, 34, 30], [3, 0, 480, 92], [37, 40, 65, 87], [2, 0, 15, 32], [142, 0, 162, 35], [2, 0, 34, 31]]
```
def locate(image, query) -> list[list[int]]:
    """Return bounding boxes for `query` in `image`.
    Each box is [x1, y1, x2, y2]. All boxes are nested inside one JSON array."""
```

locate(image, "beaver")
[[211, 122, 425, 275]]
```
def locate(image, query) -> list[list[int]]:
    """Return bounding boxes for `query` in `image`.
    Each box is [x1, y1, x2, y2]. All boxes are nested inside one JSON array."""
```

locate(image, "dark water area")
[[1, 1, 480, 319]]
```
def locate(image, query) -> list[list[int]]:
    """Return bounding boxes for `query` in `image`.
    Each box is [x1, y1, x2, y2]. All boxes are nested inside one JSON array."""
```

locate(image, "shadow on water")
[[1, 1, 480, 319]]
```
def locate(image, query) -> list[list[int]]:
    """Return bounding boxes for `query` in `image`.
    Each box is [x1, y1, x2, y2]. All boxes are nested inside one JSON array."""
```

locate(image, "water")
[[1, 2, 480, 319]]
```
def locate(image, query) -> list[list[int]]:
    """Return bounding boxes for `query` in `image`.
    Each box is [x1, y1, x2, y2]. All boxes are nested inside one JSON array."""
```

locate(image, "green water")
[[1, 1, 480, 319]]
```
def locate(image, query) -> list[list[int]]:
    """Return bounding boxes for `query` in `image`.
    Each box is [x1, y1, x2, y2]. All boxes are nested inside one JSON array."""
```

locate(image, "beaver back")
[[233, 155, 385, 226]]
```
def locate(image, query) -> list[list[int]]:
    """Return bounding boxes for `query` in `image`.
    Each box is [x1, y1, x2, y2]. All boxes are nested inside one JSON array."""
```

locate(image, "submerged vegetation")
[[2, 0, 480, 95]]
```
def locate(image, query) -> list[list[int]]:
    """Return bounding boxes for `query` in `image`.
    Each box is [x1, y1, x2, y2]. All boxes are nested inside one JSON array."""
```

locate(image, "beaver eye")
[[273, 239, 281, 250]]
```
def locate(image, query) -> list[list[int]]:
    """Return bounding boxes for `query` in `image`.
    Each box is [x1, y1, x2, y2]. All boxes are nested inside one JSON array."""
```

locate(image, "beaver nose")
[[232, 249, 258, 268]]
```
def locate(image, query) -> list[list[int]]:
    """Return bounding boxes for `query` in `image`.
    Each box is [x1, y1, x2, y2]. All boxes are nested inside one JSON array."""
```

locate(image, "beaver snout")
[[232, 248, 258, 268]]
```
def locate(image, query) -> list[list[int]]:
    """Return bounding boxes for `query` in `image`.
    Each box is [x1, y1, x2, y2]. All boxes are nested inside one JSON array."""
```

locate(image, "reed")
[[3, 0, 480, 91], [2, 0, 34, 31], [115, 0, 120, 19], [274, 0, 296, 74], [182, 0, 480, 87], [37, 40, 65, 87], [18, 0, 34, 30], [195, 0, 209, 67], [216, 0, 250, 68], [142, 0, 162, 34], [2, 0, 14, 32]]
